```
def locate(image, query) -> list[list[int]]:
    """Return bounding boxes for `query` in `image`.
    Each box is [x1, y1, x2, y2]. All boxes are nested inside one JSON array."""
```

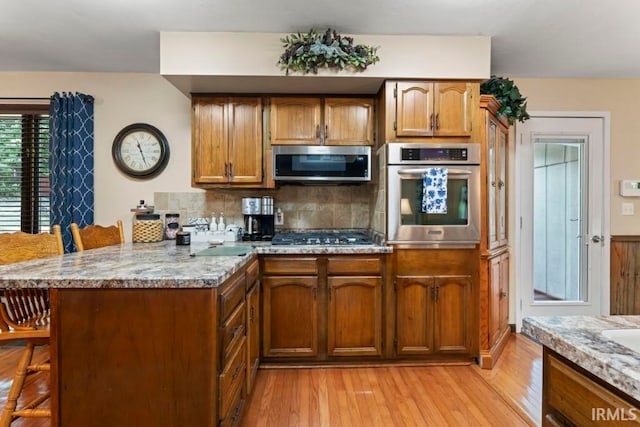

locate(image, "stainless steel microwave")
[[273, 145, 371, 182]]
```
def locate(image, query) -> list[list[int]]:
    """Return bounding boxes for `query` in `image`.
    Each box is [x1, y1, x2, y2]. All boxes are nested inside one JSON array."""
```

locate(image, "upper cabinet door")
[[192, 96, 263, 186], [192, 97, 229, 184], [324, 98, 374, 146], [270, 97, 322, 145], [393, 81, 474, 139], [227, 97, 263, 184], [395, 82, 434, 137], [433, 82, 473, 137]]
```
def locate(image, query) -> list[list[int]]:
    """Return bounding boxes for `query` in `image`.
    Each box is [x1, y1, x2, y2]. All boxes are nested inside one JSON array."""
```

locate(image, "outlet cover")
[[622, 202, 635, 216]]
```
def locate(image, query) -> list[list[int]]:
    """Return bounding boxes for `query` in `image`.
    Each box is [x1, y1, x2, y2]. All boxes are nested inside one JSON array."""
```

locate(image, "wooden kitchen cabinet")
[[262, 275, 319, 358], [270, 96, 374, 145], [478, 95, 511, 369], [396, 275, 472, 356], [51, 263, 257, 427], [327, 276, 382, 356], [482, 94, 509, 250], [394, 248, 477, 360], [261, 255, 384, 361], [543, 348, 640, 426], [245, 259, 260, 395], [192, 96, 263, 186], [391, 81, 475, 139]]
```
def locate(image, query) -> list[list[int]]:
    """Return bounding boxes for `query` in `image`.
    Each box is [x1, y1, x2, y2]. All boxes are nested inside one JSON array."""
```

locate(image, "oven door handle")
[[396, 168, 474, 176]]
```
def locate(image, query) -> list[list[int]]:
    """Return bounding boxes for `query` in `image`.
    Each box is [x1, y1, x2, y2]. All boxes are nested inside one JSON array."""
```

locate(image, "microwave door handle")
[[397, 168, 473, 176]]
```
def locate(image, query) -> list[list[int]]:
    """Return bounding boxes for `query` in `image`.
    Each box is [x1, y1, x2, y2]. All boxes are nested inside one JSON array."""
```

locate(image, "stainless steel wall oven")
[[385, 142, 481, 247]]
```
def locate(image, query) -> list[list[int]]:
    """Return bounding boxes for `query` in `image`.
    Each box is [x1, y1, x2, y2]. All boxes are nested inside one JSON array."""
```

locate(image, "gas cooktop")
[[271, 231, 374, 246]]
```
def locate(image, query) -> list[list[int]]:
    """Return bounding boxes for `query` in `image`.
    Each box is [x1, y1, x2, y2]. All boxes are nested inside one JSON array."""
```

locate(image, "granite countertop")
[[522, 315, 640, 401], [0, 240, 392, 289]]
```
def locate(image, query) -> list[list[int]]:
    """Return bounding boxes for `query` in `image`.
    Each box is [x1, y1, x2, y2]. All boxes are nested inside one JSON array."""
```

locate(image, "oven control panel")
[[401, 147, 468, 162], [385, 142, 481, 165]]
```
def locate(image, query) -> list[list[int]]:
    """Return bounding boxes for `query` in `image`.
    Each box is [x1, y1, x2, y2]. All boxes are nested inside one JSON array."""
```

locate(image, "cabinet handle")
[[231, 405, 241, 423], [430, 113, 435, 130], [435, 113, 440, 130], [491, 180, 496, 188], [224, 163, 229, 177], [316, 124, 321, 139], [231, 325, 243, 338], [250, 305, 254, 323], [229, 163, 233, 177], [232, 364, 242, 380], [312, 287, 317, 299], [500, 290, 508, 298], [498, 180, 505, 189], [325, 124, 328, 142], [434, 284, 440, 301]]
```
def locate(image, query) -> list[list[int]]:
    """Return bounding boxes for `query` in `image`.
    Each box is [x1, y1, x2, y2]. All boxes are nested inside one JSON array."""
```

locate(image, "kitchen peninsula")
[[523, 316, 640, 425], [0, 240, 390, 427]]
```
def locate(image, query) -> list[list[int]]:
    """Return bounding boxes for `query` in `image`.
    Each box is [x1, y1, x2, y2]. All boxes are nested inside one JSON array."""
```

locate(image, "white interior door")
[[515, 114, 610, 329]]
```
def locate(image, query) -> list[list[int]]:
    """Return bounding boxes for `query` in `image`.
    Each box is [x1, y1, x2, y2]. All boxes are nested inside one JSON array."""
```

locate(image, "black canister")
[[176, 231, 191, 245]]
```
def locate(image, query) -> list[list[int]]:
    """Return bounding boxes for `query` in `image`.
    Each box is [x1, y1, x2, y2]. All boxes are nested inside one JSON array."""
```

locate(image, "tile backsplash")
[[154, 185, 372, 231]]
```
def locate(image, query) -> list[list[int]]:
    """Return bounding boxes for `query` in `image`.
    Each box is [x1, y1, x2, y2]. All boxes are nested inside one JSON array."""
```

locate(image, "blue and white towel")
[[421, 167, 448, 214]]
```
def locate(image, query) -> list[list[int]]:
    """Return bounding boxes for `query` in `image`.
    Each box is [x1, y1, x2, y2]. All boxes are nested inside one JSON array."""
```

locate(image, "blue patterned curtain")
[[49, 92, 95, 252]]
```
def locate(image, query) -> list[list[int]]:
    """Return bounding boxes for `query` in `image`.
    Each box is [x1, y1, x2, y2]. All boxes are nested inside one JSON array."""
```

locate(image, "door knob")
[[591, 235, 603, 243]]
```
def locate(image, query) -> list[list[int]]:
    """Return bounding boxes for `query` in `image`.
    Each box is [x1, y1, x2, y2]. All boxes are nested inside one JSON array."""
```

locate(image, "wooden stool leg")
[[0, 342, 35, 427]]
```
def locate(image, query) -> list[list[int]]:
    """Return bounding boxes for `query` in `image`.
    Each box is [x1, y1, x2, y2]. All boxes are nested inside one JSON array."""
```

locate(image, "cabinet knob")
[[500, 290, 507, 298]]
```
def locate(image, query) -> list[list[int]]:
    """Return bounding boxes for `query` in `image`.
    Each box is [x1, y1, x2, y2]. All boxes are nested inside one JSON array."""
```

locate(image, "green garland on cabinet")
[[278, 28, 379, 75], [480, 75, 530, 125]]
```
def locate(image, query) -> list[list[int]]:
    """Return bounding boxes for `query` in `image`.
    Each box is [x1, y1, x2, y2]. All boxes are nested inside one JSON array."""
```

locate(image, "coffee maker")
[[242, 197, 275, 241]]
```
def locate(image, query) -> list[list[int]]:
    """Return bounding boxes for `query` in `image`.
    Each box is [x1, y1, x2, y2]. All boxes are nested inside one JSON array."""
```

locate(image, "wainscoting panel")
[[611, 236, 640, 314]]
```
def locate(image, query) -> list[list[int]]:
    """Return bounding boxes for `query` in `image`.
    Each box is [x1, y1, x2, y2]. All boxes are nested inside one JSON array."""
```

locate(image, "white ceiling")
[[2, 0, 639, 78]]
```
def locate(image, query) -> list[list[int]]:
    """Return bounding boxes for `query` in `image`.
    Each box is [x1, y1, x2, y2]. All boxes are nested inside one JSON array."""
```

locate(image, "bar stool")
[[70, 220, 125, 251], [0, 225, 63, 427]]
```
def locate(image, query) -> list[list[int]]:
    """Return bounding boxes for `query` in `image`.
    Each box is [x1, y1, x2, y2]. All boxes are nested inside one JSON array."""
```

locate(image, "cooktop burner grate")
[[271, 231, 374, 246]]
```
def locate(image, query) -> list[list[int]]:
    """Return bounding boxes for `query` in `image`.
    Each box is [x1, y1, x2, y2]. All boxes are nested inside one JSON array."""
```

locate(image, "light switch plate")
[[622, 202, 635, 216]]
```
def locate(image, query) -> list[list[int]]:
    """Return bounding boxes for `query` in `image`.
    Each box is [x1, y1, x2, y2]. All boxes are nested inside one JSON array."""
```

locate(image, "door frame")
[[514, 111, 611, 331]]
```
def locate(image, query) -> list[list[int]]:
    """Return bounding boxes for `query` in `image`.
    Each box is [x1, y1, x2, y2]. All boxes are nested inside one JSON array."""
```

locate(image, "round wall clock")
[[112, 123, 170, 179]]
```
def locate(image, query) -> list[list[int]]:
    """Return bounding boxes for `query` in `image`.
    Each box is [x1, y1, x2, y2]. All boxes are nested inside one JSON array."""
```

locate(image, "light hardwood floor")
[[0, 334, 541, 426]]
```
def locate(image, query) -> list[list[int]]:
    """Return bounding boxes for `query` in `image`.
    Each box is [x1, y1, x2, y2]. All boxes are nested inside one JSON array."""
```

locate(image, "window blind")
[[0, 105, 50, 233]]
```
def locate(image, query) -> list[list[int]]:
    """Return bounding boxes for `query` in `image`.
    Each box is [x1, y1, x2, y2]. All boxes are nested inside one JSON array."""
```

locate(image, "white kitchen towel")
[[421, 167, 448, 214]]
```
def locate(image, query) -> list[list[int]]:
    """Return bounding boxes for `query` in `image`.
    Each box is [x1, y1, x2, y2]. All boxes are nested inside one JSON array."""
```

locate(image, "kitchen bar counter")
[[0, 240, 392, 289], [523, 315, 640, 405], [0, 239, 392, 426], [522, 316, 640, 425]]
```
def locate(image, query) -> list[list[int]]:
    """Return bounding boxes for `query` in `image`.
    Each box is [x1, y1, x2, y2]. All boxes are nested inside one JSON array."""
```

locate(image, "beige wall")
[[0, 72, 196, 238], [513, 78, 640, 235]]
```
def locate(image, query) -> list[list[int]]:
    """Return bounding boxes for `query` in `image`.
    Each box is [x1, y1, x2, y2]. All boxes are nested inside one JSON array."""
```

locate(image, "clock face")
[[112, 123, 169, 178]]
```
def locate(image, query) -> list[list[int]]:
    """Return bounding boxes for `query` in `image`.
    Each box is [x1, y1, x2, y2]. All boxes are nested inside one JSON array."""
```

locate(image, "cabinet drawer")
[[262, 257, 318, 275], [221, 301, 246, 368], [219, 270, 246, 322], [327, 257, 381, 275], [246, 258, 259, 290], [220, 382, 245, 427], [220, 337, 246, 418], [546, 352, 640, 426]]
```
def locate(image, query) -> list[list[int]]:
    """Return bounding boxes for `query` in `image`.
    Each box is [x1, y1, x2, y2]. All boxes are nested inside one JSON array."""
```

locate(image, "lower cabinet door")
[[327, 276, 382, 356], [396, 276, 434, 355], [262, 276, 318, 357], [434, 276, 472, 354]]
